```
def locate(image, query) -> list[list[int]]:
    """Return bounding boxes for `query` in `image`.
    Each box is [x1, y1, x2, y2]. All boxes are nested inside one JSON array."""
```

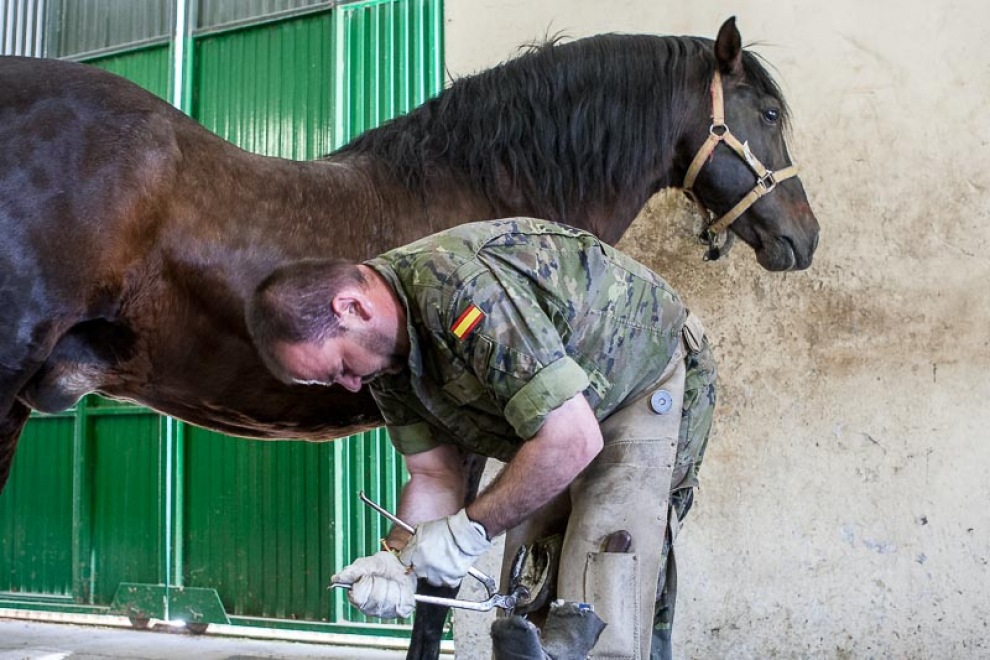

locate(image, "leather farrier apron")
[[555, 313, 705, 659]]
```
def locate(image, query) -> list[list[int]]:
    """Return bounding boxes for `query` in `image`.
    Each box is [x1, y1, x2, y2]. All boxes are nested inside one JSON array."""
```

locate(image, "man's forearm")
[[386, 453, 465, 550], [466, 394, 602, 537]]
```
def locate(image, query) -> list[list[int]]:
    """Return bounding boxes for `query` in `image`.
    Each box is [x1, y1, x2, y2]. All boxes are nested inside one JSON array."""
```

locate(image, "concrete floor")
[[0, 617, 413, 660]]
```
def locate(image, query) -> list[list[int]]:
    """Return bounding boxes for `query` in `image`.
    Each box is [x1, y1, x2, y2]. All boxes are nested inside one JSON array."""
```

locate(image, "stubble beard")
[[354, 327, 406, 382]]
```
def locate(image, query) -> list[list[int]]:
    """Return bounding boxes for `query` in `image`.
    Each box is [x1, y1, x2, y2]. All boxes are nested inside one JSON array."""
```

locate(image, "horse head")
[[681, 18, 820, 271]]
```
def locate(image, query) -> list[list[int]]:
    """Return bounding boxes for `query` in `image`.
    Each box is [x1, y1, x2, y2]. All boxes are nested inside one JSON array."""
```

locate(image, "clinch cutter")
[[330, 491, 529, 613]]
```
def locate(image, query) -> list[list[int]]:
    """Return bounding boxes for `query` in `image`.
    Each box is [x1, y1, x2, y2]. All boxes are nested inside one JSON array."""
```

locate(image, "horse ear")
[[715, 17, 743, 79]]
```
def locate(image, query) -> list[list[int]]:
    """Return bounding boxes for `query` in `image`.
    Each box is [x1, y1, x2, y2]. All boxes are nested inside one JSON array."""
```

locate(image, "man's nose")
[[338, 375, 363, 393]]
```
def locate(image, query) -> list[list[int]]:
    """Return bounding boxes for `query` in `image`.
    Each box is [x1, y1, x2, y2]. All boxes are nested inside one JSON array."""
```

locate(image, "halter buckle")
[[709, 123, 728, 138], [757, 170, 777, 194]]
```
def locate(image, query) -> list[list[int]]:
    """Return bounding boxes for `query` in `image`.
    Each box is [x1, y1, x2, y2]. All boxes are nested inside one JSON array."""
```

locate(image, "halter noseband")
[[683, 69, 799, 260]]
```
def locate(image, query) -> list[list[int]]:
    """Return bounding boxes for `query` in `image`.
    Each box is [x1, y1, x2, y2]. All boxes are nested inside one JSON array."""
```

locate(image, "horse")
[[0, 17, 818, 658]]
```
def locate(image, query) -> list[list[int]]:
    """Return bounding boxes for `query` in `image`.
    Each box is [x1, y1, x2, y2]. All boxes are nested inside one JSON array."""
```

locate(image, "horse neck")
[[575, 54, 713, 241], [354, 156, 505, 242], [149, 143, 414, 323], [168, 143, 403, 260], [334, 38, 715, 245]]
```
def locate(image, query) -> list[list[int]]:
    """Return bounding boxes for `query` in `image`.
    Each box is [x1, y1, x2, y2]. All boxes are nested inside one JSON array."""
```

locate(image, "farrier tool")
[[329, 491, 529, 613]]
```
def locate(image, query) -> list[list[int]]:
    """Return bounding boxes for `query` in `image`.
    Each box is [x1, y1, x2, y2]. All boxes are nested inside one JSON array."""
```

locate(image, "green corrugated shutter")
[[0, 415, 75, 598], [88, 405, 165, 606], [334, 0, 444, 144], [193, 12, 335, 159], [0, 0, 444, 639], [86, 44, 171, 97]]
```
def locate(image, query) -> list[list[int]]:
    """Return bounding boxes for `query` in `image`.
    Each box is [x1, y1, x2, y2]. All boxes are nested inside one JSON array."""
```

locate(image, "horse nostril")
[[783, 232, 817, 270], [782, 236, 797, 259]]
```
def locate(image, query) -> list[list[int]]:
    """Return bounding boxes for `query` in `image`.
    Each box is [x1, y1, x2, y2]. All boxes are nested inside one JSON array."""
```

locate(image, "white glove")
[[332, 550, 417, 619], [400, 509, 492, 588]]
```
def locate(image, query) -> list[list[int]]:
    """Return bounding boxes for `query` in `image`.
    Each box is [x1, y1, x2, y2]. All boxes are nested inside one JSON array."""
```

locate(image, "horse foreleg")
[[406, 580, 458, 660], [405, 453, 488, 660], [0, 357, 43, 495], [0, 400, 32, 493]]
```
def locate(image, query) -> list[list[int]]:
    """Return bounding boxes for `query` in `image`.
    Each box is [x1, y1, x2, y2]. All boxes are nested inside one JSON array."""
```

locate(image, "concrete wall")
[[445, 1, 990, 658]]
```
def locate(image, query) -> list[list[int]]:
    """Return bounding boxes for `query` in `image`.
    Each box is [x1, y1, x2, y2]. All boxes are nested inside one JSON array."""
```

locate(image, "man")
[[247, 218, 716, 659]]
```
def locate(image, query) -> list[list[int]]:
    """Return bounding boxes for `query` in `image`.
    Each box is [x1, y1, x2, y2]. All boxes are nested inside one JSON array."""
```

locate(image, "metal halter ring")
[[709, 123, 728, 138]]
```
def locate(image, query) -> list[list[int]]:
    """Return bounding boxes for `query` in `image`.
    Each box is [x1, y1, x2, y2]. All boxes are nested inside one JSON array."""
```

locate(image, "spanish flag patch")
[[451, 304, 485, 340]]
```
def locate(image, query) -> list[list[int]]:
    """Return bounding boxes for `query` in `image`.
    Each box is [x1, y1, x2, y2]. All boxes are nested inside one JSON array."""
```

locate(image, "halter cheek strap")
[[683, 70, 800, 258]]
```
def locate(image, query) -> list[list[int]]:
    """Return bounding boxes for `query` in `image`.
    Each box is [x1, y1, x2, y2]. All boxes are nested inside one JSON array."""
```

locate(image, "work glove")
[[400, 509, 492, 588], [332, 550, 417, 619]]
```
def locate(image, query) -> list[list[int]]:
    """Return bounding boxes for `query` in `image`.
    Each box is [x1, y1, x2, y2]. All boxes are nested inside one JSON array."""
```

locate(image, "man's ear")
[[715, 16, 743, 80], [331, 289, 373, 323]]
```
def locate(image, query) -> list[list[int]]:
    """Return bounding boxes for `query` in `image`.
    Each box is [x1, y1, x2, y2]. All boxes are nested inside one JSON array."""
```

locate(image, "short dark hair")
[[247, 259, 366, 381]]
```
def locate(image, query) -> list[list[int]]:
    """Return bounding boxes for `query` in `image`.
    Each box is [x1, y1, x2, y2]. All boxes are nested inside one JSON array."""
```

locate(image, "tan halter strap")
[[683, 70, 800, 251]]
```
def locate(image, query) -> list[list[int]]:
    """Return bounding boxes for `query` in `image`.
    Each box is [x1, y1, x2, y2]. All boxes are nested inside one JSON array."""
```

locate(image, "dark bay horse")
[[0, 17, 817, 657]]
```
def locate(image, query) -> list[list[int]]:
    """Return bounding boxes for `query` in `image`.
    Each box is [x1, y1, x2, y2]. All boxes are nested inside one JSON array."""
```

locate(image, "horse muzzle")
[[753, 208, 820, 271]]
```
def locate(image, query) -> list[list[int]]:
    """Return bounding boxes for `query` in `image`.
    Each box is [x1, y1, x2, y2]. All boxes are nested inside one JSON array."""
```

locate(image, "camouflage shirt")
[[366, 218, 687, 461]]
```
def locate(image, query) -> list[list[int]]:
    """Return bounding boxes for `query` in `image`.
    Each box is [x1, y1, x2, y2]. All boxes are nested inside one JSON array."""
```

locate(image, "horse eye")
[[763, 108, 780, 124]]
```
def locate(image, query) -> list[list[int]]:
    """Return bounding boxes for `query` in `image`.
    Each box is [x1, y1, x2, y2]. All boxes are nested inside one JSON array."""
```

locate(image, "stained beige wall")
[[445, 1, 990, 658]]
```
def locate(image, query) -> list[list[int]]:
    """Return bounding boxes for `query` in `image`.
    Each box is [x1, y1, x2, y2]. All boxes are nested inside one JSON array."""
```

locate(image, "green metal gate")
[[0, 0, 444, 640]]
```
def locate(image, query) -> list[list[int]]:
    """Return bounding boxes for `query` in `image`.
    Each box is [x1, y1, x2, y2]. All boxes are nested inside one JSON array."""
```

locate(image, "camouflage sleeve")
[[385, 422, 439, 455], [502, 355, 591, 439], [370, 380, 439, 455], [447, 272, 591, 440]]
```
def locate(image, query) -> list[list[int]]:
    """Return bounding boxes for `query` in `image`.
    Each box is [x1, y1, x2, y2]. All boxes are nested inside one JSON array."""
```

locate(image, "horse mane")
[[333, 34, 790, 223]]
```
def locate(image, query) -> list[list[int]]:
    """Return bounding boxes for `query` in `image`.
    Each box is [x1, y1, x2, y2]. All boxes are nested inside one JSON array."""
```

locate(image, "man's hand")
[[400, 509, 492, 587], [332, 550, 417, 619]]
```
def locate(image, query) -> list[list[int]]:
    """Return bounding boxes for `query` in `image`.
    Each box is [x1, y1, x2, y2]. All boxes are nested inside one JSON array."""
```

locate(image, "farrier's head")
[[247, 259, 404, 392]]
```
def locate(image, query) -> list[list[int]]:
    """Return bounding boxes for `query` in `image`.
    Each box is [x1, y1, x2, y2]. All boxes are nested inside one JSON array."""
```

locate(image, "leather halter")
[[683, 69, 799, 260]]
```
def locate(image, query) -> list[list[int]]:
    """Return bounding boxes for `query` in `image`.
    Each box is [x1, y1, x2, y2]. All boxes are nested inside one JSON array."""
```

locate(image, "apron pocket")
[[584, 551, 639, 659]]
